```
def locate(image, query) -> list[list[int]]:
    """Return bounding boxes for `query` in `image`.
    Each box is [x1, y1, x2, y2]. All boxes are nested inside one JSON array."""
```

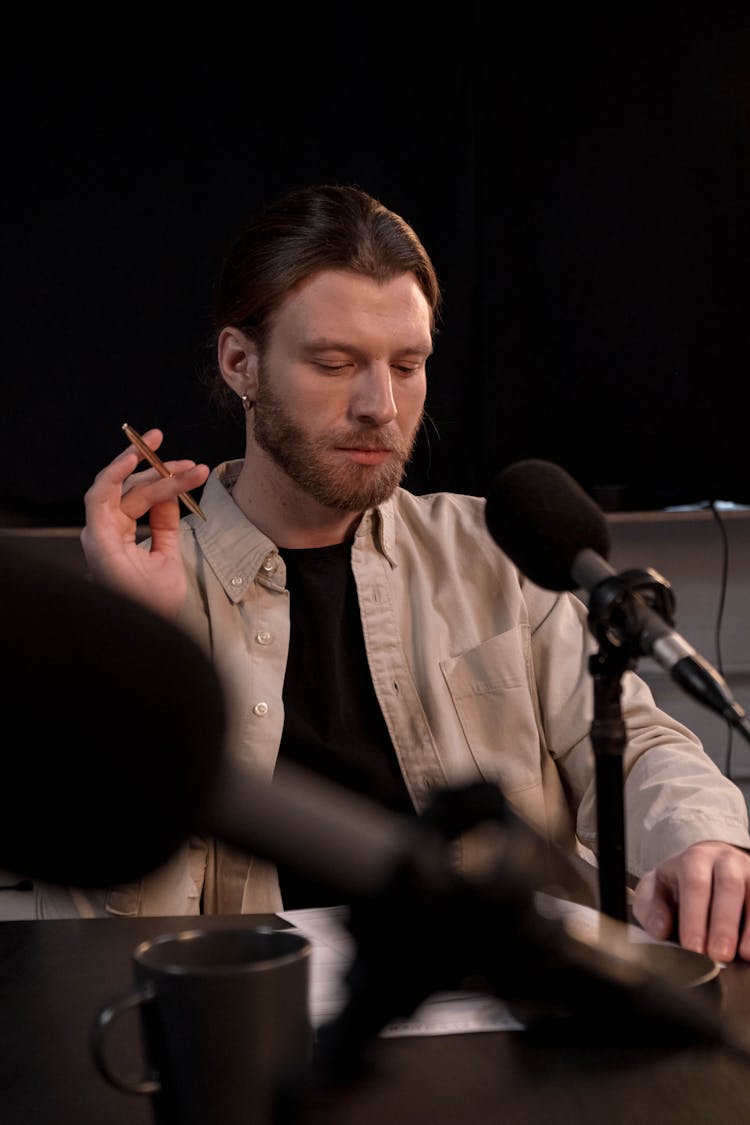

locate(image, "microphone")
[[0, 536, 440, 893], [1, 536, 587, 908], [5, 536, 561, 904], [484, 458, 750, 741], [3, 537, 742, 1062]]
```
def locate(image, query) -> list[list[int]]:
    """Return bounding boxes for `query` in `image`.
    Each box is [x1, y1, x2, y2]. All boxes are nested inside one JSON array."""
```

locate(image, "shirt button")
[[261, 554, 277, 573], [230, 575, 243, 588], [252, 701, 269, 717], [255, 630, 272, 646]]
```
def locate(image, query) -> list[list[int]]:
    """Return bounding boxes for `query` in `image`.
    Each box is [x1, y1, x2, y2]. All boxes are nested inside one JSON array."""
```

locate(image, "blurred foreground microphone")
[[0, 537, 434, 893], [484, 459, 750, 741], [4, 539, 744, 1060]]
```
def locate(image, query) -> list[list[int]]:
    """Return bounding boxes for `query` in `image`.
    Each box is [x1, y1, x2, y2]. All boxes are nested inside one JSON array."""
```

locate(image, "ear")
[[218, 327, 259, 404]]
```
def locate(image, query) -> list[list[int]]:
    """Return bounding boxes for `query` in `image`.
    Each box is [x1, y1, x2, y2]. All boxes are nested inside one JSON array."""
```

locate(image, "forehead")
[[271, 269, 433, 349]]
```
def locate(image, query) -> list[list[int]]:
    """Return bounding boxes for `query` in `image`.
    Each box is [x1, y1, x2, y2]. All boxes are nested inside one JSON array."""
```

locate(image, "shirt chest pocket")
[[439, 626, 542, 793]]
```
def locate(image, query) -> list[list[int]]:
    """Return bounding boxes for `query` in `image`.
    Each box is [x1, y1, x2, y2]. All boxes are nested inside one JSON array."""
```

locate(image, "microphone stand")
[[585, 567, 679, 923], [587, 642, 632, 922]]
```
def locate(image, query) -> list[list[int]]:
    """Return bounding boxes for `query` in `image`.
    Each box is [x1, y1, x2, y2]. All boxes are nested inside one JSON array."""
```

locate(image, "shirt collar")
[[354, 496, 398, 568], [193, 461, 280, 602], [193, 461, 399, 599]]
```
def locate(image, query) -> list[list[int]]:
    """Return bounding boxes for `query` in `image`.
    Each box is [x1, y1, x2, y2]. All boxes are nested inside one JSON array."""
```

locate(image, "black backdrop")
[[3, 6, 750, 526]]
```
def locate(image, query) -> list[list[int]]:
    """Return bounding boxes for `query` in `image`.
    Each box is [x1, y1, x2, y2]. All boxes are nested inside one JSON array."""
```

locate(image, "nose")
[[350, 363, 398, 426]]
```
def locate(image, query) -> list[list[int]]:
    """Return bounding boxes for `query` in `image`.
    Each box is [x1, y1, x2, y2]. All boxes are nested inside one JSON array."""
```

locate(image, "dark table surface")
[[3, 911, 750, 1125]]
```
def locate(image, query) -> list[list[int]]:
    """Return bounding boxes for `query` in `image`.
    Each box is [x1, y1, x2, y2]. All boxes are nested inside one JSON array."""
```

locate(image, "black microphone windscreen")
[[484, 459, 611, 591], [0, 538, 227, 886]]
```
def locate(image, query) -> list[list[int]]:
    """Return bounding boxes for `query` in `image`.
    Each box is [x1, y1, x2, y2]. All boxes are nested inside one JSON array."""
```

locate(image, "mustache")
[[328, 430, 407, 454]]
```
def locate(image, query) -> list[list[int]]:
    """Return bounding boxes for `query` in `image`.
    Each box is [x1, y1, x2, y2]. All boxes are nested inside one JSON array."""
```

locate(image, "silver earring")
[[241, 394, 251, 412]]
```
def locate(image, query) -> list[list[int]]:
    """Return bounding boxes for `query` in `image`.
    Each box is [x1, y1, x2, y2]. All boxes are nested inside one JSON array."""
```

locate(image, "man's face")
[[252, 269, 432, 511]]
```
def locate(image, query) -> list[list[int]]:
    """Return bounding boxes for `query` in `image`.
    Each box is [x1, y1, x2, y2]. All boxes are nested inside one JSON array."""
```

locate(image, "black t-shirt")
[[275, 541, 413, 908]]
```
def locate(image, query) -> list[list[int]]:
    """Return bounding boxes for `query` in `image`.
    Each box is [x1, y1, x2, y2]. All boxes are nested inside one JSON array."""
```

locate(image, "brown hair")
[[204, 184, 442, 413]]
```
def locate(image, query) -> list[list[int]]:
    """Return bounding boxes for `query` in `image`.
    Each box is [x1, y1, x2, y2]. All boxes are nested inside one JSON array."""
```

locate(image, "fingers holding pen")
[[120, 426, 209, 520], [81, 427, 210, 617], [86, 428, 166, 497], [84, 427, 209, 525], [120, 460, 209, 514]]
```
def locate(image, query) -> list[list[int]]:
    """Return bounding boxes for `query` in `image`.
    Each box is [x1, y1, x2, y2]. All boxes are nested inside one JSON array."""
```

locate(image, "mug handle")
[[91, 982, 161, 1095]]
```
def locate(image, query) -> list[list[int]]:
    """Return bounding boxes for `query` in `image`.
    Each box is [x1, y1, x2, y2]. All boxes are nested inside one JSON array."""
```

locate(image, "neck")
[[230, 449, 364, 548]]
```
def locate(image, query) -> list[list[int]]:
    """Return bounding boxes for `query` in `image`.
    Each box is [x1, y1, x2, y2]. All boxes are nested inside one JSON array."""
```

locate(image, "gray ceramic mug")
[[92, 925, 312, 1125]]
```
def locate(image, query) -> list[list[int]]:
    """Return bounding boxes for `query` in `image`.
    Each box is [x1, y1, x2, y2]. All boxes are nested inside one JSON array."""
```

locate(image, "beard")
[[252, 377, 421, 512]]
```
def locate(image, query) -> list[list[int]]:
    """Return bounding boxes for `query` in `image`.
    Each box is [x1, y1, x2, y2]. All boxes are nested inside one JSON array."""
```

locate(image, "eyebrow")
[[303, 337, 434, 358]]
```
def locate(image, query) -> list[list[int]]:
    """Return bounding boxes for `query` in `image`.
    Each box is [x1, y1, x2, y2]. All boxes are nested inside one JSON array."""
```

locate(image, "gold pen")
[[122, 423, 207, 521]]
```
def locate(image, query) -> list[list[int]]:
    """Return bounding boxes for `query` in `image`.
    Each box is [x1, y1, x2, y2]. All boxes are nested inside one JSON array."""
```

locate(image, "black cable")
[[709, 501, 734, 777]]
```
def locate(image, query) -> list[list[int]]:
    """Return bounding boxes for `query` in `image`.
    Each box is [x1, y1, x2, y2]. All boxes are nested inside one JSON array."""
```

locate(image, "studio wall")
[[3, 7, 749, 525]]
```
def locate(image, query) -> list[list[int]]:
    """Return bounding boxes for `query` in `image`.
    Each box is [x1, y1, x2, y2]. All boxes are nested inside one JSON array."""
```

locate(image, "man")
[[37, 184, 750, 964]]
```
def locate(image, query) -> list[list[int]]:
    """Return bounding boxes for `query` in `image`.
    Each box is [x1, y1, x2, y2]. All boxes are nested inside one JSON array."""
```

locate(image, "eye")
[[314, 361, 351, 373], [391, 363, 421, 376]]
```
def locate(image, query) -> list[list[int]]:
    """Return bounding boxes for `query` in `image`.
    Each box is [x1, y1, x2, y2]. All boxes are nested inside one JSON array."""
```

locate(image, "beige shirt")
[[35, 462, 750, 917]]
